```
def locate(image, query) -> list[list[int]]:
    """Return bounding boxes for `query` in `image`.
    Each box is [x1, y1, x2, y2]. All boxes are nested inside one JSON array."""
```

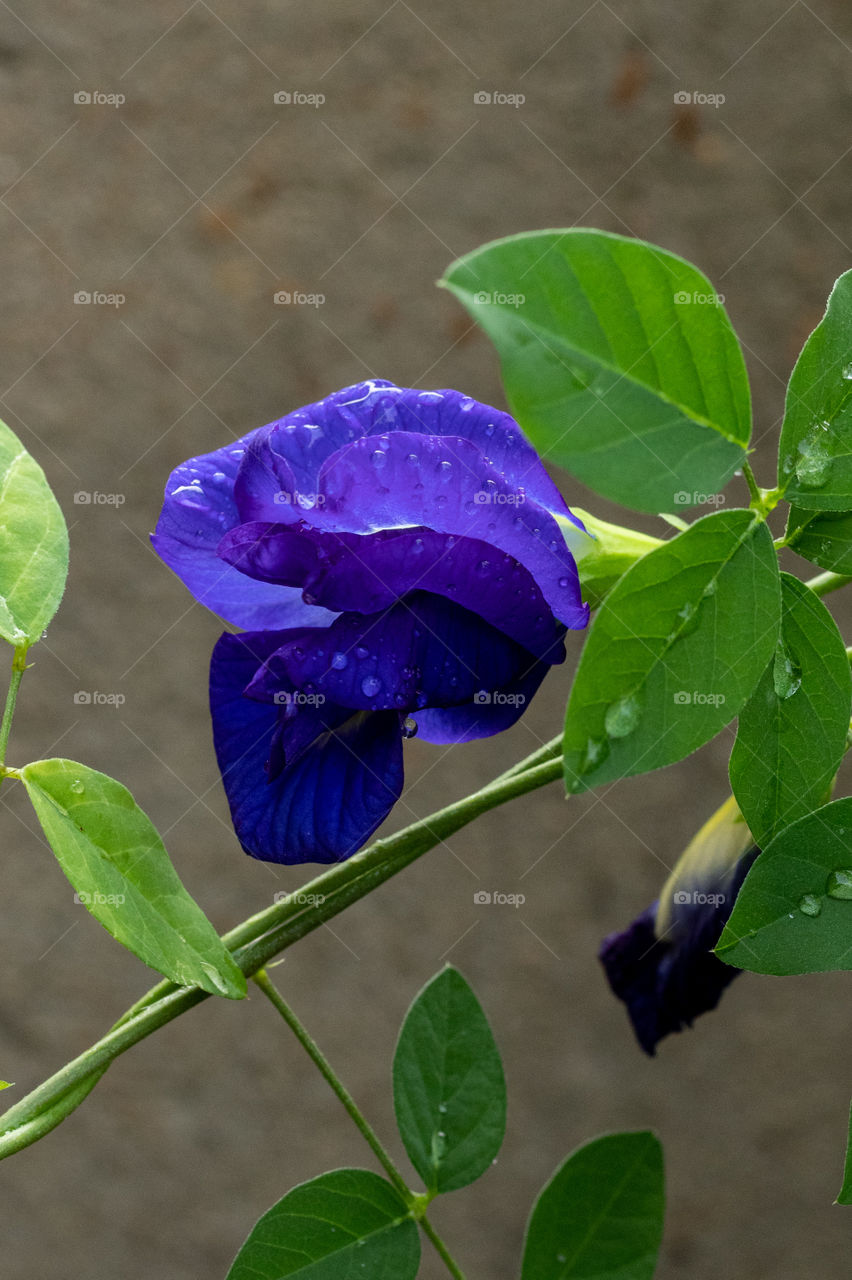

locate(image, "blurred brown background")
[[1, 2, 852, 1276]]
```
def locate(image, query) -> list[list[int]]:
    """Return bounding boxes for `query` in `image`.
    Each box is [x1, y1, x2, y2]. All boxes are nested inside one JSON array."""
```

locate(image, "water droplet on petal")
[[361, 675, 382, 698], [355, 646, 370, 659], [558, 576, 571, 588], [69, 779, 85, 795], [331, 652, 348, 670], [402, 717, 418, 739], [371, 449, 388, 469], [798, 893, 822, 917], [604, 692, 643, 739], [826, 868, 852, 899]]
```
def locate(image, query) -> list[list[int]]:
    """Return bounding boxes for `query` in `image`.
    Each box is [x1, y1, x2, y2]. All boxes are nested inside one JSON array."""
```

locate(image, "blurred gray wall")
[[1, 2, 852, 1276]]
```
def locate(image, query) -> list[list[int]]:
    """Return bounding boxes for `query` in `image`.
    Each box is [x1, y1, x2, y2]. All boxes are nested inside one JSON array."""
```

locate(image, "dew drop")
[[331, 652, 348, 670], [439, 459, 453, 476], [795, 423, 833, 489], [798, 893, 822, 917], [826, 868, 852, 900], [201, 964, 231, 996], [579, 736, 610, 775], [842, 362, 852, 380], [69, 779, 85, 795], [604, 691, 643, 740], [405, 452, 419, 465], [438, 1102, 448, 1113], [402, 717, 418, 739], [772, 640, 801, 700], [370, 449, 388, 469], [355, 645, 370, 660], [361, 675, 382, 698], [702, 579, 717, 598], [558, 576, 571, 588]]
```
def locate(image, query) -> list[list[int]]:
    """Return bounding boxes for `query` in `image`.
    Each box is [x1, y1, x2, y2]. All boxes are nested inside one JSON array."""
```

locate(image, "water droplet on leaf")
[[826, 869, 852, 899], [69, 779, 85, 795], [772, 640, 801, 699], [798, 893, 822, 917], [795, 423, 833, 489], [604, 691, 643, 739]]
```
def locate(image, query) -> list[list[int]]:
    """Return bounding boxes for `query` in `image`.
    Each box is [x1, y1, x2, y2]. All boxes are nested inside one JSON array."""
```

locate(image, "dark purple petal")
[[152, 437, 335, 630], [600, 847, 759, 1055], [218, 523, 566, 658], [414, 657, 552, 743], [244, 592, 555, 713], [210, 631, 403, 864]]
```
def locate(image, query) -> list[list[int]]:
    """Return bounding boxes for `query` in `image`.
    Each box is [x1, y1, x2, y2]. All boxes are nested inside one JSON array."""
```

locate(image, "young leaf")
[[563, 510, 780, 793], [717, 798, 852, 974], [521, 1131, 664, 1280], [441, 229, 750, 513], [392, 965, 506, 1194], [21, 759, 246, 999], [785, 506, 852, 574], [778, 270, 852, 509], [729, 573, 851, 848], [0, 417, 68, 645], [837, 1101, 852, 1205], [225, 1169, 419, 1280]]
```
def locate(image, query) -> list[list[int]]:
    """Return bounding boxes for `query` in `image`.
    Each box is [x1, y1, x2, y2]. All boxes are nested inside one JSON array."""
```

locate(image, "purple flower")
[[153, 380, 588, 864], [599, 797, 758, 1055]]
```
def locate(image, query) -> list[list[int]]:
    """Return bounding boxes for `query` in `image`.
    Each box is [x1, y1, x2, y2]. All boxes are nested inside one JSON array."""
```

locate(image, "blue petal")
[[414, 657, 552, 743], [152, 436, 335, 630], [210, 631, 403, 864], [218, 523, 567, 659]]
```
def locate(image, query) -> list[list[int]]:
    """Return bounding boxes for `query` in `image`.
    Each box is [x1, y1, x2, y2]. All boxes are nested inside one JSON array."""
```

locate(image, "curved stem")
[[251, 969, 410, 1200], [0, 752, 563, 1158], [805, 570, 852, 598], [418, 1216, 468, 1280], [0, 644, 28, 768]]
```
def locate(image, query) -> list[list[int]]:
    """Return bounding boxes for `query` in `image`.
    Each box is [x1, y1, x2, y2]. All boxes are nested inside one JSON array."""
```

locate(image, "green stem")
[[0, 645, 27, 768], [741, 460, 763, 508], [0, 752, 562, 1158], [251, 968, 468, 1279], [805, 571, 852, 598], [251, 969, 410, 1199]]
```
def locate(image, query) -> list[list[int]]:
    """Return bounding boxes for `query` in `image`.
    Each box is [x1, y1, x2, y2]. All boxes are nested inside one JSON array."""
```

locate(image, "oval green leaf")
[[778, 270, 852, 509], [729, 574, 851, 848], [21, 759, 246, 999], [0, 418, 68, 644], [521, 1131, 664, 1280], [225, 1169, 419, 1280], [392, 965, 506, 1194], [785, 505, 852, 574], [717, 798, 852, 974], [441, 229, 750, 513], [563, 509, 780, 793]]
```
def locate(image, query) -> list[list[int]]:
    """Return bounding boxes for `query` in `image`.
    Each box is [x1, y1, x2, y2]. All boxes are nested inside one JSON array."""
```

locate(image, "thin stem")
[[251, 969, 410, 1199], [0, 751, 563, 1158], [805, 570, 852, 598], [741, 460, 762, 508], [490, 733, 561, 784], [0, 645, 27, 768], [418, 1217, 468, 1280]]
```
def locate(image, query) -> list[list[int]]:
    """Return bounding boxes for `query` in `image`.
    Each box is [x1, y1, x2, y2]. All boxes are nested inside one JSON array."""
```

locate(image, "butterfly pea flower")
[[153, 380, 589, 864], [599, 797, 759, 1055]]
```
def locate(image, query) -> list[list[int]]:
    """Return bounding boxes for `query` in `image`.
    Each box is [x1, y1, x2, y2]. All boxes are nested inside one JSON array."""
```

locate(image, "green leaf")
[[778, 270, 852, 509], [785, 506, 852, 574], [392, 965, 506, 1194], [0, 1082, 11, 1091], [563, 509, 780, 792], [521, 1131, 664, 1280], [225, 1169, 419, 1280], [717, 798, 852, 974], [837, 1101, 852, 1205], [0, 417, 68, 644], [729, 573, 851, 847], [441, 229, 750, 513], [20, 759, 246, 999]]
